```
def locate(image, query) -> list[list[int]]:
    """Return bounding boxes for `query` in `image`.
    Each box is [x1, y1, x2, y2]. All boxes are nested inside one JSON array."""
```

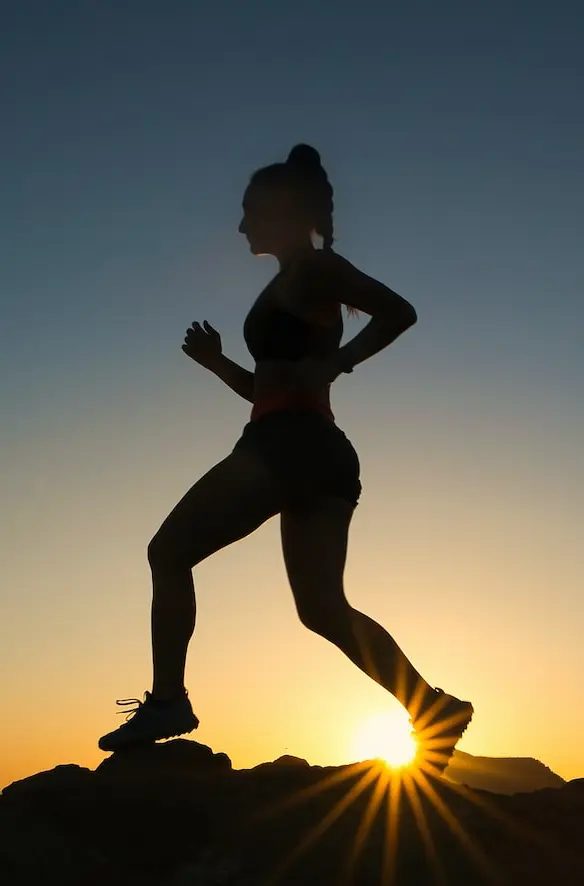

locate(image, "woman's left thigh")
[[148, 448, 281, 570]]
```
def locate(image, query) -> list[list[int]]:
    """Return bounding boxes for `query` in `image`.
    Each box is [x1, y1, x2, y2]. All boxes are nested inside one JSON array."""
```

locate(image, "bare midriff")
[[250, 392, 335, 422], [250, 360, 335, 422]]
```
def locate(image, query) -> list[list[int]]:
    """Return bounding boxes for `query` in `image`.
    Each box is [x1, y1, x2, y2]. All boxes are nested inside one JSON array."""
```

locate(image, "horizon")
[[1, 745, 569, 795], [1, 0, 583, 789]]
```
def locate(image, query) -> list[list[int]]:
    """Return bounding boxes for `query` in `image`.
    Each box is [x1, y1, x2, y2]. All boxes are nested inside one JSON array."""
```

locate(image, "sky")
[[1, 0, 583, 789]]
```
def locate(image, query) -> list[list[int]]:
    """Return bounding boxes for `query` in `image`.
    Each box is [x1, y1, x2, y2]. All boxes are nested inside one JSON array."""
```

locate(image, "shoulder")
[[276, 250, 344, 324], [295, 250, 417, 320], [295, 248, 348, 277], [292, 250, 371, 298], [283, 249, 349, 299]]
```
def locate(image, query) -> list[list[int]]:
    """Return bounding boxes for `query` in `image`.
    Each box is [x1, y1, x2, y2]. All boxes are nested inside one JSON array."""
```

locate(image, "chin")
[[250, 244, 271, 257]]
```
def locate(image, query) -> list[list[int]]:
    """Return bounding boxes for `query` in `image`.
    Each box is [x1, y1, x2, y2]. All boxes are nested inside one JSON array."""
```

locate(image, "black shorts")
[[233, 409, 362, 509]]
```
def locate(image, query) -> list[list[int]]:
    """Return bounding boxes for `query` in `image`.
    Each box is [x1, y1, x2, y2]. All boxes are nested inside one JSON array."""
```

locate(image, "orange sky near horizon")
[[2, 378, 582, 791]]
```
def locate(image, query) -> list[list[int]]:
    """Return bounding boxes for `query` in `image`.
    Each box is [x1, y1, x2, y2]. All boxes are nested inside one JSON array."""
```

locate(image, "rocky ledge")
[[1, 740, 583, 885]]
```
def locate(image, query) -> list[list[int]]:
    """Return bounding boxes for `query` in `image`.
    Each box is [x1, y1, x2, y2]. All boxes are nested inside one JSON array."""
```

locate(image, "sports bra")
[[243, 301, 342, 363]]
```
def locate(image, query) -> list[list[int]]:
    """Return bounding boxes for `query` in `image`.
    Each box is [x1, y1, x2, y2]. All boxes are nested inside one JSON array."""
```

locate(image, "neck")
[[276, 242, 315, 271]]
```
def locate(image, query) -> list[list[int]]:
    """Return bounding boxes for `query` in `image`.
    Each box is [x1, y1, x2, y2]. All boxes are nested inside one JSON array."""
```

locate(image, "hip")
[[233, 407, 361, 505]]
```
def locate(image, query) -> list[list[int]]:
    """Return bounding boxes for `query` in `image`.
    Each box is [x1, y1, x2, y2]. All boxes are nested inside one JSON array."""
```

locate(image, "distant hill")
[[259, 751, 566, 795], [445, 749, 565, 794]]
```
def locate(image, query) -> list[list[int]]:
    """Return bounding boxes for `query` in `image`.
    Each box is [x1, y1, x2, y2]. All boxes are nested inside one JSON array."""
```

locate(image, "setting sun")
[[350, 710, 417, 769]]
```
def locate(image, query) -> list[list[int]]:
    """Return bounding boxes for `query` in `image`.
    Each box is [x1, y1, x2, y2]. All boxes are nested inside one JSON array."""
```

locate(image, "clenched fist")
[[182, 320, 223, 370]]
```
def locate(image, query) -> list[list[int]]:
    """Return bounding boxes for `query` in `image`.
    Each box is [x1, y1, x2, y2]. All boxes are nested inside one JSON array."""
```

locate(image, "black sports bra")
[[244, 301, 342, 363], [243, 253, 343, 363]]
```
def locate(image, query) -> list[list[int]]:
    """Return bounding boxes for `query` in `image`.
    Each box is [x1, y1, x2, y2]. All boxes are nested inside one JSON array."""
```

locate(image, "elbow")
[[393, 303, 417, 331], [372, 294, 417, 333], [389, 294, 417, 330], [406, 305, 417, 327]]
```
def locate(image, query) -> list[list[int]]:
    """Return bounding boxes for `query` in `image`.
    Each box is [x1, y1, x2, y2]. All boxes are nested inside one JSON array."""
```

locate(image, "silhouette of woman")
[[98, 144, 473, 774]]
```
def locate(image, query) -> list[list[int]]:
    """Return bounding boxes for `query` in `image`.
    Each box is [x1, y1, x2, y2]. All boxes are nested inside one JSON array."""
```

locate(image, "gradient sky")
[[1, 0, 583, 789]]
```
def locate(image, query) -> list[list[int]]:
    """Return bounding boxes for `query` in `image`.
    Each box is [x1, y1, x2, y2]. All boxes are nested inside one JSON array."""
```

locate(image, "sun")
[[350, 710, 417, 769]]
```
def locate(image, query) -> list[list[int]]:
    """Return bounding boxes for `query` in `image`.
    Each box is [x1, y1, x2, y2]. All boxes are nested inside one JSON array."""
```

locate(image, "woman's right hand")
[[182, 320, 223, 370]]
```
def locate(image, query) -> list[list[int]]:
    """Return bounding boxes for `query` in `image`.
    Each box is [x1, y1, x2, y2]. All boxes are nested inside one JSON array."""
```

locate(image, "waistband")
[[250, 393, 335, 423]]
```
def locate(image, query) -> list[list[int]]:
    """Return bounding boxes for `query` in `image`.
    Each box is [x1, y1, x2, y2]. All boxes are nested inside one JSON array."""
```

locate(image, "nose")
[[238, 217, 246, 235]]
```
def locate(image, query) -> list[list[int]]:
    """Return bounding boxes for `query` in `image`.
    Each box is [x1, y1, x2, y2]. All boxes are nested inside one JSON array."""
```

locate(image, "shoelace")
[[115, 697, 145, 721]]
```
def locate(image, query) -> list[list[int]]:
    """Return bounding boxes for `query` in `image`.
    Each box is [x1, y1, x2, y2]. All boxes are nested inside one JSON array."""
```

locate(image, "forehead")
[[242, 179, 297, 209]]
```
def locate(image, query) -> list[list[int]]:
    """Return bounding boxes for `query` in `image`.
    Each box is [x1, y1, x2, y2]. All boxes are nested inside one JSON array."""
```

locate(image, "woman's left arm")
[[330, 253, 417, 374]]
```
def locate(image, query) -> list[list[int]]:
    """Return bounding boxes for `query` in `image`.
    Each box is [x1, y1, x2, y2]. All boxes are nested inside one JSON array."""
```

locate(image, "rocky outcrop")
[[1, 743, 582, 885]]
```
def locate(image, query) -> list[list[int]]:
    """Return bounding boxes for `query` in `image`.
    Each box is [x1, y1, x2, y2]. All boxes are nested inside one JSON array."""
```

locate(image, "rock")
[[0, 807, 118, 886], [272, 754, 310, 767], [1, 763, 93, 803], [567, 778, 584, 790], [0, 744, 582, 885], [165, 848, 247, 885], [95, 739, 232, 779], [251, 754, 310, 772]]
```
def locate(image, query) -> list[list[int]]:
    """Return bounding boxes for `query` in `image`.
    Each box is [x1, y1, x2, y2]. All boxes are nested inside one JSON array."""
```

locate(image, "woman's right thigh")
[[147, 448, 281, 570]]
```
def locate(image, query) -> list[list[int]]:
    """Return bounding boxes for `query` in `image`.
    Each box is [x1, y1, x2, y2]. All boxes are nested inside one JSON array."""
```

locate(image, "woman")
[[98, 144, 473, 775]]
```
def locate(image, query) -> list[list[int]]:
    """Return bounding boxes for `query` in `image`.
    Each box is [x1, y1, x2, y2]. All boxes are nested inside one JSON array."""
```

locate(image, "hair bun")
[[286, 143, 322, 170]]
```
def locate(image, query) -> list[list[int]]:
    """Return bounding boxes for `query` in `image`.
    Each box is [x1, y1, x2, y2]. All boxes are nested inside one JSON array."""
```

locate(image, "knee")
[[147, 532, 186, 572], [296, 597, 352, 639]]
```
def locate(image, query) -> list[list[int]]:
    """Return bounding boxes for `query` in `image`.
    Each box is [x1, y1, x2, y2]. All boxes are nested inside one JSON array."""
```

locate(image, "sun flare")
[[351, 710, 417, 769]]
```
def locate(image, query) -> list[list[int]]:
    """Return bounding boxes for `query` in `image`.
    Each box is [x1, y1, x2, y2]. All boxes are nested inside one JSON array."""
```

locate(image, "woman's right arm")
[[182, 320, 255, 403], [209, 353, 255, 403]]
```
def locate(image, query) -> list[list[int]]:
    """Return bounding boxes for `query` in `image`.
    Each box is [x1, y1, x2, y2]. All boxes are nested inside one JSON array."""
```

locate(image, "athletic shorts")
[[232, 408, 362, 509]]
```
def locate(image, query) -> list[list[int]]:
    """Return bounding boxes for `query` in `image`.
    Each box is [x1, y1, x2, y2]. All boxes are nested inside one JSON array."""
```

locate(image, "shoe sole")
[[98, 713, 200, 753]]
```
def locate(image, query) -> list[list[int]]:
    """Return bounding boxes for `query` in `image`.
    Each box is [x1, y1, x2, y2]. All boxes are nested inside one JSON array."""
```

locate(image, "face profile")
[[239, 181, 314, 259]]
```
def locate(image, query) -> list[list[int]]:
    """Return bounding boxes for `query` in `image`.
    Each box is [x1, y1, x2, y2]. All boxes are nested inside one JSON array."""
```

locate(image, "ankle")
[[150, 687, 186, 705], [409, 685, 439, 721]]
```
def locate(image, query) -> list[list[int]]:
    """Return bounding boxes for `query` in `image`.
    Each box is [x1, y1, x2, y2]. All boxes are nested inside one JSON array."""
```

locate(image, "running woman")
[[98, 144, 473, 775]]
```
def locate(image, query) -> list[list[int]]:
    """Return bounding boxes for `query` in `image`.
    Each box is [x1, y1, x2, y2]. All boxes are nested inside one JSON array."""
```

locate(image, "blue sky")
[[2, 1, 583, 426], [1, 1, 583, 785]]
